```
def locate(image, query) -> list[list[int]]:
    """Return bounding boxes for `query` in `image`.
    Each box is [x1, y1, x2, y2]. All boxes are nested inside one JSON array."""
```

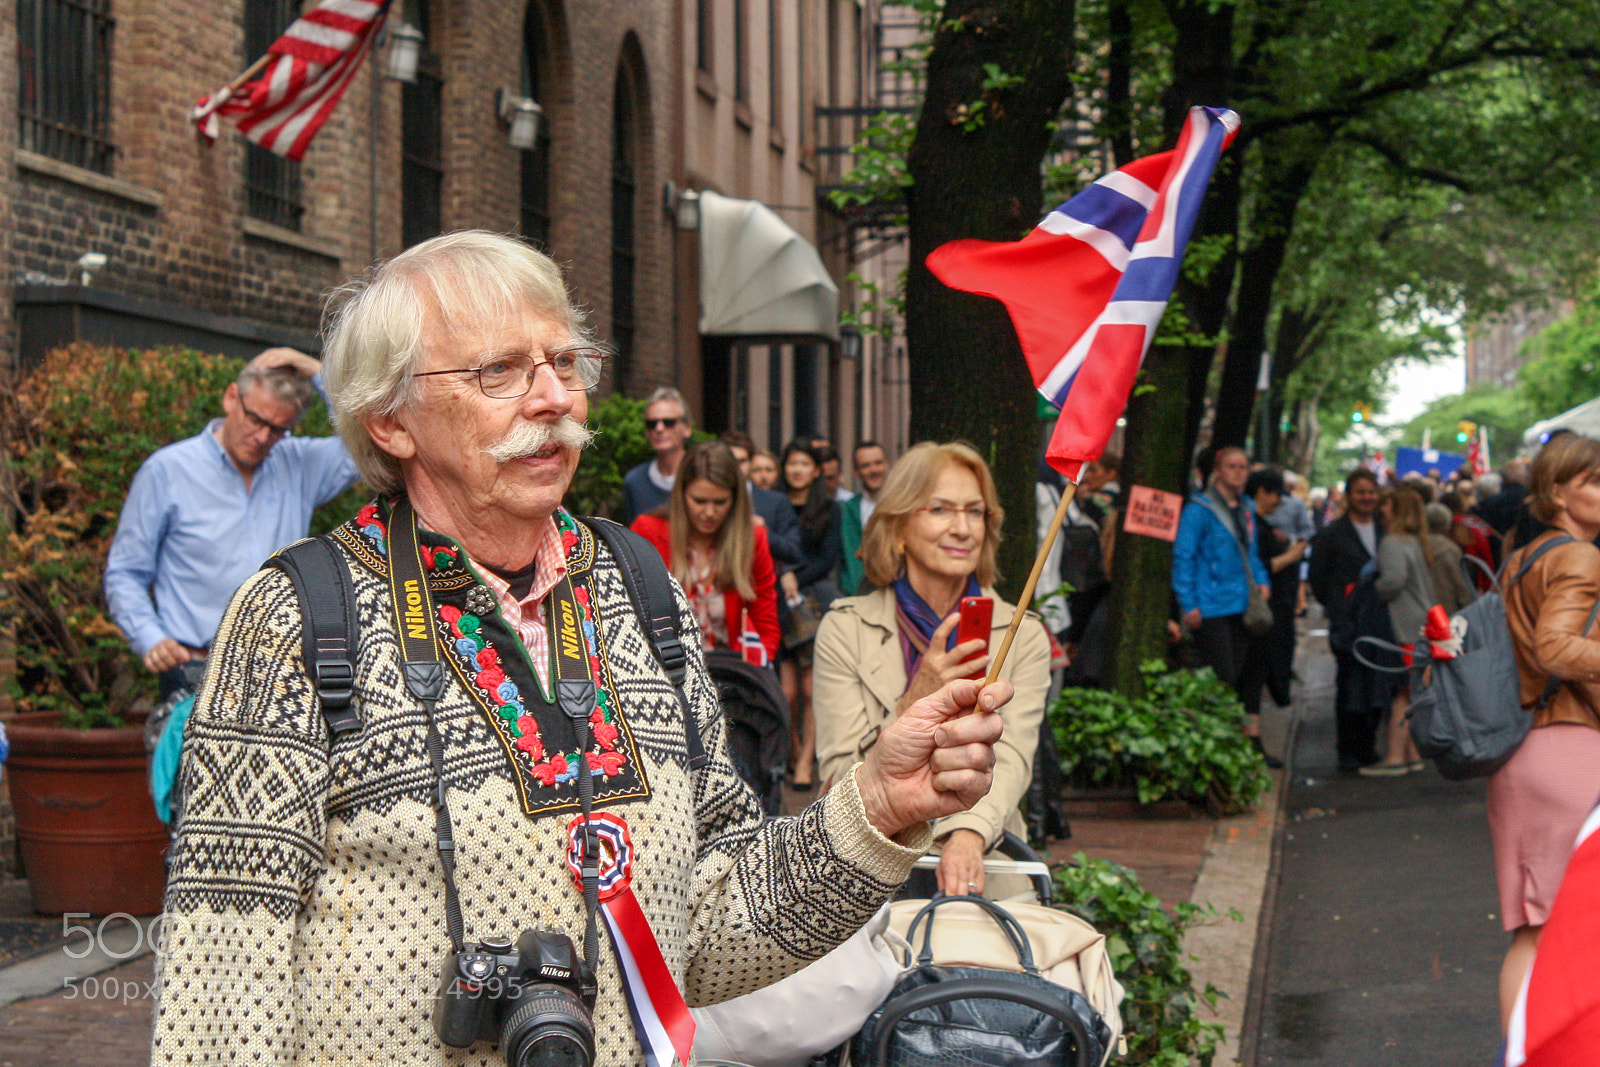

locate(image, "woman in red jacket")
[[631, 441, 780, 663]]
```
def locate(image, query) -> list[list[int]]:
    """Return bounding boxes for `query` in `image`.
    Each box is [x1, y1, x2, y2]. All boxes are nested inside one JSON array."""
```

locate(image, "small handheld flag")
[[928, 106, 1240, 482], [194, 0, 392, 161]]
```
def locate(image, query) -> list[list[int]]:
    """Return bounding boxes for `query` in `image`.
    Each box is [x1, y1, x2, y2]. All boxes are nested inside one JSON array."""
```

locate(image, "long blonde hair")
[[667, 442, 756, 600], [859, 441, 1004, 589], [1384, 485, 1433, 564]]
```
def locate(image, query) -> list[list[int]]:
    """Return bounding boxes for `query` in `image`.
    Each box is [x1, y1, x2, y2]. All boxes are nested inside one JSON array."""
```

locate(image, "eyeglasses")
[[411, 346, 607, 398], [644, 417, 682, 430], [917, 502, 990, 527], [238, 397, 295, 438]]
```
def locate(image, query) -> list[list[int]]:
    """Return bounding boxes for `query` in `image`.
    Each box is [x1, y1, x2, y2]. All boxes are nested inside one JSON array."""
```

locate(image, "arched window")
[[400, 0, 443, 247], [610, 65, 637, 371], [520, 5, 552, 250]]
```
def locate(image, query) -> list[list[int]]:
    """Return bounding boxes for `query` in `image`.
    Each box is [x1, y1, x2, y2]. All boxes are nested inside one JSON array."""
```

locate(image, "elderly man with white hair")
[[151, 231, 1008, 1067]]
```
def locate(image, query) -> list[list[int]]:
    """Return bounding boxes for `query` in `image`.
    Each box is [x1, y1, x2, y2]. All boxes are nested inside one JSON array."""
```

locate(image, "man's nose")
[[518, 364, 575, 418]]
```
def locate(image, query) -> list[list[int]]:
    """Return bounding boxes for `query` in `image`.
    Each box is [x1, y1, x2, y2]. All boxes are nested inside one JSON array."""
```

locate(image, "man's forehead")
[[646, 399, 683, 418]]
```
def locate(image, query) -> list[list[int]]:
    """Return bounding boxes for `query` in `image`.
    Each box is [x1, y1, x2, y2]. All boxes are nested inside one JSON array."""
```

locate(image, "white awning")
[[1524, 395, 1600, 446], [697, 190, 840, 342]]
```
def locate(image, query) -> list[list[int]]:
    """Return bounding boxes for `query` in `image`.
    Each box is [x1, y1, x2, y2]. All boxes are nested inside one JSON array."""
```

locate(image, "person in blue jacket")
[[1173, 445, 1272, 726]]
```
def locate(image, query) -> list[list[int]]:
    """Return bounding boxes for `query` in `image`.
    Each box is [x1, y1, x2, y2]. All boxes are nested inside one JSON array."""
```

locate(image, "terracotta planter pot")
[[4, 711, 168, 916]]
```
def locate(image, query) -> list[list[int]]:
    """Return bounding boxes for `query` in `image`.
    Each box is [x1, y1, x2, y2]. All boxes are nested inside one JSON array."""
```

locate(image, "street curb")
[[1182, 755, 1285, 1067], [1237, 704, 1298, 1067], [0, 917, 155, 1009]]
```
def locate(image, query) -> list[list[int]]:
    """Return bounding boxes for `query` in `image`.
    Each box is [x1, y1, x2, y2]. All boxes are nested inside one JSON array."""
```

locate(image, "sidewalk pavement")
[[0, 686, 1298, 1067]]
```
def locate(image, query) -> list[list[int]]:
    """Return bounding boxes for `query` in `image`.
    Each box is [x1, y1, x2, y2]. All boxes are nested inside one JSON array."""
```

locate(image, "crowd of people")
[[95, 229, 1600, 1057]]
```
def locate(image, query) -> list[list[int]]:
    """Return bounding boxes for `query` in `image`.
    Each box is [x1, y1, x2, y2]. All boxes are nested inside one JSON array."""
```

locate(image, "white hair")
[[321, 231, 590, 493]]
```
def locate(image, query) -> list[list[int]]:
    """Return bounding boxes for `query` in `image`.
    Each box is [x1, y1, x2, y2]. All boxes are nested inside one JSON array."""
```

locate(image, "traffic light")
[[1352, 402, 1371, 424], [1456, 419, 1476, 444]]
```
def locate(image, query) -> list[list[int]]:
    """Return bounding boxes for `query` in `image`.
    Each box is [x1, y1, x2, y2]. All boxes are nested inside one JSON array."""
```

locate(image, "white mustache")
[[483, 417, 596, 462]]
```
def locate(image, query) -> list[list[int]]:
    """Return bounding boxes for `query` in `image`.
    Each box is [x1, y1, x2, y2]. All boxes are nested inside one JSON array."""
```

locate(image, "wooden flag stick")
[[229, 54, 274, 93], [986, 479, 1078, 685]]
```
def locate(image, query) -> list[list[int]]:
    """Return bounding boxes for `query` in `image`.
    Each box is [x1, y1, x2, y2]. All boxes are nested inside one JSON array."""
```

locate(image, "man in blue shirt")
[[104, 348, 360, 696], [1172, 445, 1271, 707]]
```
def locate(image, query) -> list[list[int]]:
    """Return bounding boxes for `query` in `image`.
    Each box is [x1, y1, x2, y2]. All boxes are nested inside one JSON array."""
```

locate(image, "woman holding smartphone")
[[813, 442, 1049, 896]]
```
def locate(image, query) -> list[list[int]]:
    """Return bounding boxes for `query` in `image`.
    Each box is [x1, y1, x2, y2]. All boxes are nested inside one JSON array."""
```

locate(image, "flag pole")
[[986, 480, 1079, 685]]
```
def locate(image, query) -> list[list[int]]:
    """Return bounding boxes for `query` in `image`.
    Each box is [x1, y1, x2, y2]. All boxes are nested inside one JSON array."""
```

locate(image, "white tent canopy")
[[697, 190, 840, 341], [1523, 395, 1600, 447]]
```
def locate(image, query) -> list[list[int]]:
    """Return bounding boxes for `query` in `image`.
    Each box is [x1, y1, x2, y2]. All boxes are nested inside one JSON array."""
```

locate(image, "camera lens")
[[500, 986, 596, 1067]]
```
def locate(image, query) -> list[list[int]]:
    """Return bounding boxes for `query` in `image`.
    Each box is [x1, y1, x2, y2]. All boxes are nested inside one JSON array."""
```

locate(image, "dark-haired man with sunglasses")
[[619, 386, 694, 524], [104, 347, 359, 698]]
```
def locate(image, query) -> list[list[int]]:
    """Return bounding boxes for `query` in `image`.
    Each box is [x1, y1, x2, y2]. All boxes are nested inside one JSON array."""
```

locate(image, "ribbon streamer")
[[567, 812, 695, 1067]]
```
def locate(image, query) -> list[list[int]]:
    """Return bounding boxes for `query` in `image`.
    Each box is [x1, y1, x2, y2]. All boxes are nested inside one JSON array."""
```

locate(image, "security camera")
[[75, 252, 107, 286]]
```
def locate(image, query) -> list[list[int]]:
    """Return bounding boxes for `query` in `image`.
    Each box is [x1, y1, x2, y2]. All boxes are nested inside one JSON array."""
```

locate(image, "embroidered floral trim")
[[433, 511, 630, 791], [355, 503, 388, 557]]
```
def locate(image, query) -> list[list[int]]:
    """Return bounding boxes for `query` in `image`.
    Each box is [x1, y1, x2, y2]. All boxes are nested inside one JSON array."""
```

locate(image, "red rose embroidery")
[[596, 751, 627, 775]]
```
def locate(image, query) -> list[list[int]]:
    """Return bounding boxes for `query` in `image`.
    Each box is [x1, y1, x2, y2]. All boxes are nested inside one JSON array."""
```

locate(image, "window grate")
[[18, 0, 115, 174]]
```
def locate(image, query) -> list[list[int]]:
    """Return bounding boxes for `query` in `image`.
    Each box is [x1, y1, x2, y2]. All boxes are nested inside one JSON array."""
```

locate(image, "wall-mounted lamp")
[[663, 182, 701, 230], [839, 323, 862, 361], [496, 88, 544, 151], [385, 22, 424, 83], [75, 252, 107, 287]]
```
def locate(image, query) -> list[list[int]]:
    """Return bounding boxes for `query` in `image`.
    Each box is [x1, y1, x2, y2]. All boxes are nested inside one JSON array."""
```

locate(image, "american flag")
[[1506, 802, 1600, 1066], [193, 0, 392, 162], [927, 106, 1240, 482]]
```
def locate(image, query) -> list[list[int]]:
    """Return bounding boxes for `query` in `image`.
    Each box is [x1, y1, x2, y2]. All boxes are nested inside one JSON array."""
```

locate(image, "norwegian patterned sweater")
[[151, 504, 929, 1065]]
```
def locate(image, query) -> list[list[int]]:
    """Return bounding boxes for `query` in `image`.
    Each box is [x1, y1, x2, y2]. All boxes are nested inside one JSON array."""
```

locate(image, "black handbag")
[[853, 895, 1108, 1067]]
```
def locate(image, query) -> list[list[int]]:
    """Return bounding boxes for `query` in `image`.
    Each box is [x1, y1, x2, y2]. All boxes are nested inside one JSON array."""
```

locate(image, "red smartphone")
[[956, 596, 994, 679]]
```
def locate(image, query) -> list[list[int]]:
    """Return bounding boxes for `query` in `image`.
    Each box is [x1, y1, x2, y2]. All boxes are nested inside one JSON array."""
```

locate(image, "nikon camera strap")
[[386, 500, 602, 994]]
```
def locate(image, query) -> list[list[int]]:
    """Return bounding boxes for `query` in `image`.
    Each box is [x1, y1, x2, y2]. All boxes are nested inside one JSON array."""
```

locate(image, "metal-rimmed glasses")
[[916, 501, 991, 527], [410, 345, 608, 397], [238, 397, 296, 438]]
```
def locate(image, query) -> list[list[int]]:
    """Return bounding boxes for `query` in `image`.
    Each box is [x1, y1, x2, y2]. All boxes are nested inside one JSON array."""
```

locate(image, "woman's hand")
[[898, 612, 989, 713], [780, 571, 800, 601], [937, 829, 988, 896], [856, 678, 1010, 839]]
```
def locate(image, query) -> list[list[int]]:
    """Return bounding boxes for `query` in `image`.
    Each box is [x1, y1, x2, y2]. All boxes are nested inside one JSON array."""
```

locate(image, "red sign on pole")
[[1123, 485, 1183, 542]]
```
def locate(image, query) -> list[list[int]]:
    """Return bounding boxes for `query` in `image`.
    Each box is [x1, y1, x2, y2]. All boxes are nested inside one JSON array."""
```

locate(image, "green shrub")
[[1050, 660, 1271, 815], [1, 345, 244, 724], [1055, 855, 1228, 1067]]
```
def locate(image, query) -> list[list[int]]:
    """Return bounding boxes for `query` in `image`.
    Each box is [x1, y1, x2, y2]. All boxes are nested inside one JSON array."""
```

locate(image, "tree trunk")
[[1101, 0, 1239, 698], [1211, 141, 1319, 448], [904, 1, 1074, 601]]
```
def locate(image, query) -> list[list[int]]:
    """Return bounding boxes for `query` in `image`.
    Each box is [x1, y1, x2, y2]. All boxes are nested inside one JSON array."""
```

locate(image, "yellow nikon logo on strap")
[[402, 579, 428, 640], [558, 596, 582, 662]]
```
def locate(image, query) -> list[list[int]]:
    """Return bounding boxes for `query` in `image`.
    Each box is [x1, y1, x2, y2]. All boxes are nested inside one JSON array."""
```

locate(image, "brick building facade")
[[0, 0, 893, 451]]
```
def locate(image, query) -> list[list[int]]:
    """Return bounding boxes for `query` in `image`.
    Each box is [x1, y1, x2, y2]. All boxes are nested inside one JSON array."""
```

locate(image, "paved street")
[[1252, 629, 1504, 1066]]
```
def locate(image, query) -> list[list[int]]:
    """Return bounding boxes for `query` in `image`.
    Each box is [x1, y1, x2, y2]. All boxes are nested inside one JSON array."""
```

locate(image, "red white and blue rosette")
[[566, 812, 695, 1067]]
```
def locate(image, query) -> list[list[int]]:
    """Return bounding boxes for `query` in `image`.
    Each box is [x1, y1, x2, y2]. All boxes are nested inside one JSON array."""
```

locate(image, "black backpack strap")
[[263, 535, 361, 738], [583, 517, 710, 771]]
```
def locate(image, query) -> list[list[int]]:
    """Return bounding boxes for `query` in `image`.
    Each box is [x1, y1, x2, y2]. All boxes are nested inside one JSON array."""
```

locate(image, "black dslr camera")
[[434, 929, 597, 1067]]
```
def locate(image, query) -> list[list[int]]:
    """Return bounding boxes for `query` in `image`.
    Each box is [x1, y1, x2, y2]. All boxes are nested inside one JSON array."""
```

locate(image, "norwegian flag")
[[1506, 803, 1600, 1066], [1364, 451, 1390, 484], [927, 106, 1240, 482], [739, 614, 770, 668], [193, 0, 392, 162]]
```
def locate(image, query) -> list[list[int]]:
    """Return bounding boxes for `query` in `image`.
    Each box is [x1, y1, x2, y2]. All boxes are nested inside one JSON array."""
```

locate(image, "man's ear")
[[222, 382, 240, 413], [362, 410, 417, 462]]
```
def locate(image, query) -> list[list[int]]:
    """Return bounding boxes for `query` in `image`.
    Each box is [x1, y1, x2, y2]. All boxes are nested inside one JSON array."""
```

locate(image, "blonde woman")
[[1361, 485, 1435, 776], [813, 442, 1048, 896], [630, 442, 779, 662]]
